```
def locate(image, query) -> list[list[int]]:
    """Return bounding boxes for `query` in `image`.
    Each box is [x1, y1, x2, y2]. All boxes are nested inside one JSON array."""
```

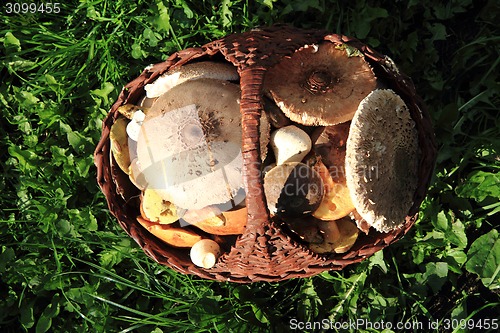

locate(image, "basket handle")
[[237, 66, 270, 248]]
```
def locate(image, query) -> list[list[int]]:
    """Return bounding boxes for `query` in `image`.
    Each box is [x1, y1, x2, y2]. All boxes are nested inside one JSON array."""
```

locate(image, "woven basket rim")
[[94, 25, 437, 283]]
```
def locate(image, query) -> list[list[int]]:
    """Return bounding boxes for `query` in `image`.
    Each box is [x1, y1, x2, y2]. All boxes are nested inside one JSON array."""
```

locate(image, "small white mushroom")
[[270, 125, 312, 165], [144, 61, 239, 98], [126, 110, 146, 141], [190, 239, 221, 268]]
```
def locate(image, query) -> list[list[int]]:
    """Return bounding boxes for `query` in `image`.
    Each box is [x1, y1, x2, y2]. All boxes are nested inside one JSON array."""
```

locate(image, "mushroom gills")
[[345, 89, 419, 232]]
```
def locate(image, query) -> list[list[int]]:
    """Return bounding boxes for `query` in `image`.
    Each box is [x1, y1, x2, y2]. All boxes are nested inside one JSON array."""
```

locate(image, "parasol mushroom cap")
[[144, 61, 239, 98], [345, 89, 419, 233], [136, 79, 244, 210], [263, 42, 377, 126]]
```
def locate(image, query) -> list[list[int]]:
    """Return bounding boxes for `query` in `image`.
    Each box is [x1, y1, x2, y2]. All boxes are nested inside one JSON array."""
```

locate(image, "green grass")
[[1, 0, 499, 332]]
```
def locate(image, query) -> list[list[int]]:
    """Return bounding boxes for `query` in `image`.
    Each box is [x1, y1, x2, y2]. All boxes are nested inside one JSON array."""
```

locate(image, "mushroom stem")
[[190, 239, 221, 268], [271, 125, 312, 165]]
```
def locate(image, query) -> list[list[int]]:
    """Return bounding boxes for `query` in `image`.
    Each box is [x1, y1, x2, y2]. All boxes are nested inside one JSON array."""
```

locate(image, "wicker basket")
[[94, 25, 436, 283]]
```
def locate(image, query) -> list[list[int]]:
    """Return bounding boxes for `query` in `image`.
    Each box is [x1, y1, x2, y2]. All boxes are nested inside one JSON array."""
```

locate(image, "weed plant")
[[1, 0, 499, 332]]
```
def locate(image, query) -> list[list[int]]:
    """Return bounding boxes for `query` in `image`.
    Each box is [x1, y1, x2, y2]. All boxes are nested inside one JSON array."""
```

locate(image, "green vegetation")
[[1, 0, 498, 332]]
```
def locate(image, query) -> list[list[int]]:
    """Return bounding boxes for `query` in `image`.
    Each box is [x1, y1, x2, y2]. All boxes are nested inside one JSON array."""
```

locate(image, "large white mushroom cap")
[[345, 89, 419, 232], [136, 79, 244, 210]]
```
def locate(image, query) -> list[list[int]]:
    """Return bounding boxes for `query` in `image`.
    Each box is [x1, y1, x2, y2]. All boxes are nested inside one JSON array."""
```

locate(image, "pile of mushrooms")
[[261, 42, 419, 254], [110, 61, 261, 268], [109, 41, 420, 267]]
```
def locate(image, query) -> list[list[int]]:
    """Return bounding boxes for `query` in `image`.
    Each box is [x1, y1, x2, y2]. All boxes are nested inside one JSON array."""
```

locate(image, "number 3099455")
[[5, 2, 61, 14]]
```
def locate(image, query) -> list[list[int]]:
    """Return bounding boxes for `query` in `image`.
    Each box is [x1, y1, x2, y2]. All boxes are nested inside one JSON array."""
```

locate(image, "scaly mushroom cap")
[[264, 42, 377, 126], [345, 89, 419, 232], [136, 79, 244, 210]]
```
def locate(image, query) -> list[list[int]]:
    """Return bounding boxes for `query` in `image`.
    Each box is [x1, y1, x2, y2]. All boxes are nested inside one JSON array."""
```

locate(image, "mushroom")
[[345, 89, 419, 232], [117, 104, 148, 120], [183, 206, 247, 235], [350, 209, 371, 235], [136, 79, 245, 210], [109, 117, 131, 174], [263, 96, 292, 128], [263, 42, 377, 126], [180, 205, 223, 225], [264, 162, 324, 218], [190, 239, 221, 268], [312, 122, 351, 183], [144, 61, 239, 98], [128, 158, 148, 190], [312, 160, 355, 221], [285, 216, 324, 244], [140, 188, 178, 225], [126, 110, 146, 142], [309, 217, 359, 254], [270, 125, 312, 165], [110, 147, 139, 203], [138, 95, 157, 109], [136, 216, 203, 248]]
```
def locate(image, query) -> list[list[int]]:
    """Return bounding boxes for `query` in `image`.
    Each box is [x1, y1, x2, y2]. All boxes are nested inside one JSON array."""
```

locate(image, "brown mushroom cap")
[[263, 42, 377, 126], [345, 89, 419, 232], [136, 79, 244, 210], [264, 162, 324, 218]]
